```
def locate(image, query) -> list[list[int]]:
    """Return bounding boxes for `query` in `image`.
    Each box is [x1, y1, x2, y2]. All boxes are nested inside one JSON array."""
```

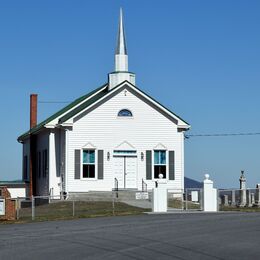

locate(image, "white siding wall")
[[22, 139, 30, 197], [67, 88, 184, 192], [49, 129, 64, 197], [22, 139, 30, 180], [36, 131, 49, 196]]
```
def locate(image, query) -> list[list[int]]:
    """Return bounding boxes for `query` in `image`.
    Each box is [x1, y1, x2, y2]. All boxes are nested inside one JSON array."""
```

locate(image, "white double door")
[[114, 156, 137, 189]]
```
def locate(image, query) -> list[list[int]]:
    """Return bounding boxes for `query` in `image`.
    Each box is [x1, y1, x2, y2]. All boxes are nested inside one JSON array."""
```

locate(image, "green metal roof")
[[17, 83, 108, 141], [59, 87, 108, 123], [0, 180, 25, 184]]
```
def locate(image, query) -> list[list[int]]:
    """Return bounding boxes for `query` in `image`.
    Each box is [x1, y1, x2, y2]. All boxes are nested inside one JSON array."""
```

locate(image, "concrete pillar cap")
[[205, 174, 210, 180]]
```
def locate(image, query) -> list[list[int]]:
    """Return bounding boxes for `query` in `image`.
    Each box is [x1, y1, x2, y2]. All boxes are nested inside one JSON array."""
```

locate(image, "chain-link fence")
[[14, 190, 152, 221], [167, 190, 184, 210], [167, 189, 203, 211], [184, 188, 203, 211], [218, 188, 260, 211]]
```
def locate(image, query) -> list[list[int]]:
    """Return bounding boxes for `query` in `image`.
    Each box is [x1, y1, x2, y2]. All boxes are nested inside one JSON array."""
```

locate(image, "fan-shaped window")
[[118, 109, 133, 117]]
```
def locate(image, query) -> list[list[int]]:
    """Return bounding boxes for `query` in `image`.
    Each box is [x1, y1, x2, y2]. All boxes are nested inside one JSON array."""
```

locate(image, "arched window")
[[118, 109, 133, 117]]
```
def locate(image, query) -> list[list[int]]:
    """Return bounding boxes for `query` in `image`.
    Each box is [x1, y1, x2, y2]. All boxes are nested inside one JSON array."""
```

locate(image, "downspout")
[[64, 129, 69, 196]]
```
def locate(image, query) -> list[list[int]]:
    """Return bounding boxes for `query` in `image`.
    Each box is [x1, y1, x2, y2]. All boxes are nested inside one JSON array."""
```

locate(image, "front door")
[[114, 156, 137, 189]]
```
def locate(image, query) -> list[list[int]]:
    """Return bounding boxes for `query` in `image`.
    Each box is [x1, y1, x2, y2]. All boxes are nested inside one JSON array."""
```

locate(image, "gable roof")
[[18, 80, 190, 142], [60, 81, 190, 126]]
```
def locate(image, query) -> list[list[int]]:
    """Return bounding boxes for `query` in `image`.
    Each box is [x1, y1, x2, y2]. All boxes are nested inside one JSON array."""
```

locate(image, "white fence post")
[[203, 174, 217, 212], [32, 196, 35, 220], [152, 175, 167, 212], [16, 198, 19, 220]]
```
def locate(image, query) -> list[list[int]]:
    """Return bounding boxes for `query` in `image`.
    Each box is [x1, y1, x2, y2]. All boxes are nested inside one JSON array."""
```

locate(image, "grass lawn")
[[220, 206, 260, 212], [0, 200, 150, 224], [168, 199, 201, 210]]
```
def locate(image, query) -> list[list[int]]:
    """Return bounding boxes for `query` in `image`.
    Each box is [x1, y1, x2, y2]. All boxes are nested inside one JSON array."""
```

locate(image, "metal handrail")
[[114, 178, 118, 192], [142, 178, 147, 192], [114, 178, 119, 198], [49, 188, 54, 197]]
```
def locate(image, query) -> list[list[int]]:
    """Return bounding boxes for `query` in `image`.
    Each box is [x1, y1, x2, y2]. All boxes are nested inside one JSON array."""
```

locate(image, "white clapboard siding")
[[66, 88, 184, 192], [35, 131, 49, 196], [22, 139, 30, 197]]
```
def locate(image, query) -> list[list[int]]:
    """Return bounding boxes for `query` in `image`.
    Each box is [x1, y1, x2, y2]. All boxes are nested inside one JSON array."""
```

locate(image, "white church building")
[[18, 9, 190, 197]]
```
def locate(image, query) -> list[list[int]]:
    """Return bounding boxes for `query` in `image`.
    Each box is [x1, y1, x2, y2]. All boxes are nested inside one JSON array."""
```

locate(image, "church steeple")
[[108, 8, 136, 90], [115, 8, 128, 72], [116, 8, 127, 56]]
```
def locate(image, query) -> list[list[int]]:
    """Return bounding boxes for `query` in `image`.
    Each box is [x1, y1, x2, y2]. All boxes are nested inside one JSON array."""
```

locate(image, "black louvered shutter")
[[97, 150, 104, 179], [169, 150, 175, 180], [146, 150, 152, 180], [74, 150, 81, 179]]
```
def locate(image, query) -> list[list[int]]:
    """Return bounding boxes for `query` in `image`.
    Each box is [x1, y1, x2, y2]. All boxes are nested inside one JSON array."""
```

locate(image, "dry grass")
[[168, 198, 201, 210], [0, 200, 150, 224], [220, 206, 260, 212]]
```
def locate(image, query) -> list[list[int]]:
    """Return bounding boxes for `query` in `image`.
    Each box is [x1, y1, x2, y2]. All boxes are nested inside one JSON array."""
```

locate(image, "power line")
[[185, 132, 260, 138], [38, 101, 71, 104]]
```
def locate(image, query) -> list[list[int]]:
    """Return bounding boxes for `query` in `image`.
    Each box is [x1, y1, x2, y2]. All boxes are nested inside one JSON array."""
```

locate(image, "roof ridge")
[[59, 80, 190, 126]]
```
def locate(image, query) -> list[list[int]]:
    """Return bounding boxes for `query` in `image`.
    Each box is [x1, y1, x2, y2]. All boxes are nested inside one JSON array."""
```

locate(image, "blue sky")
[[0, 0, 259, 188]]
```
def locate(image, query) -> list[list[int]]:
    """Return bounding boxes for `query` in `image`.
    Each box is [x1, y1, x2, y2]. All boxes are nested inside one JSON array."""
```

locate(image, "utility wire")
[[38, 101, 71, 104], [185, 132, 260, 138]]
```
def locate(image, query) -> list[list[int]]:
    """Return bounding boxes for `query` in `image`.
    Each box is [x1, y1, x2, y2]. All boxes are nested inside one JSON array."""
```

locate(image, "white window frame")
[[152, 149, 168, 180], [81, 149, 97, 180], [117, 108, 134, 119]]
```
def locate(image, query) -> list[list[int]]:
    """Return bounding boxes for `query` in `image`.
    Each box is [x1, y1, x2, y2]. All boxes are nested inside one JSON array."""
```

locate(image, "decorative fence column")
[[231, 190, 236, 206], [247, 190, 252, 207], [203, 174, 217, 212], [251, 193, 255, 206], [152, 174, 167, 212], [239, 171, 247, 207], [223, 195, 229, 206], [256, 184, 260, 207]]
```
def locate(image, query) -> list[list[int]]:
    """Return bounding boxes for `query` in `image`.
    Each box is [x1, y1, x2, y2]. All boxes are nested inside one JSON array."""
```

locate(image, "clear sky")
[[0, 0, 259, 188]]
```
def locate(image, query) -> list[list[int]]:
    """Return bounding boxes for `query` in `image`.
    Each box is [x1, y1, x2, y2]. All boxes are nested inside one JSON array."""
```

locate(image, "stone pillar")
[[152, 174, 167, 212], [247, 190, 252, 207], [203, 174, 217, 212], [255, 184, 260, 207], [239, 171, 247, 207], [251, 193, 255, 206], [231, 190, 236, 206], [223, 195, 229, 206]]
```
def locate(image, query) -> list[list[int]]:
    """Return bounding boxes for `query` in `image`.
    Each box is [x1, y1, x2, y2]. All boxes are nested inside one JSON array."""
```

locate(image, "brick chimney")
[[29, 94, 37, 197], [30, 94, 38, 129]]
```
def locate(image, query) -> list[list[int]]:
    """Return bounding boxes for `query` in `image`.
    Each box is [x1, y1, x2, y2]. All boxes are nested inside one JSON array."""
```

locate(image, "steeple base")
[[108, 71, 135, 90]]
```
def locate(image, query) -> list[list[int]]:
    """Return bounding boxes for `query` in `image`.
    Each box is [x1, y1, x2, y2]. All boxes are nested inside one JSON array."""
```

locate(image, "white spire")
[[108, 8, 136, 89], [115, 8, 128, 71], [116, 8, 127, 55]]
